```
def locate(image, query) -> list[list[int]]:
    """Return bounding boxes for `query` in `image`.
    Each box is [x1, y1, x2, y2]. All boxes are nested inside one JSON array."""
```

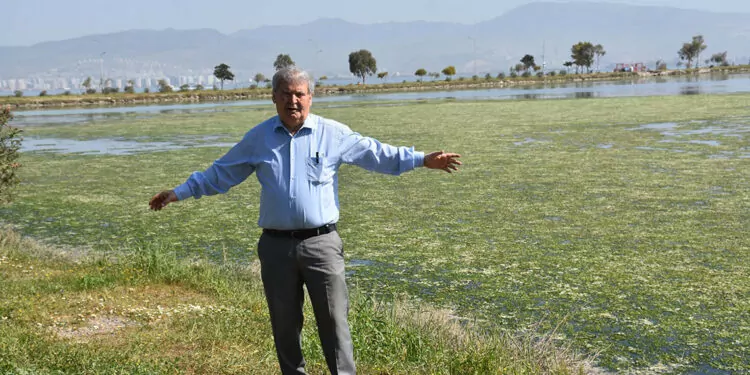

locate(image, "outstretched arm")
[[424, 151, 462, 173]]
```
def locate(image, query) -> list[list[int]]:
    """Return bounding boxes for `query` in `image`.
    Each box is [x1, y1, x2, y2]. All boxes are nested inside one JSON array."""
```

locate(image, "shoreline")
[[2, 66, 748, 110]]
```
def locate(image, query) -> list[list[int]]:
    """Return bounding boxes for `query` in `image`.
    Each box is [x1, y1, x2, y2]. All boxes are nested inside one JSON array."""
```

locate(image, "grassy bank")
[[0, 229, 589, 374], [3, 65, 749, 109], [2, 94, 749, 373]]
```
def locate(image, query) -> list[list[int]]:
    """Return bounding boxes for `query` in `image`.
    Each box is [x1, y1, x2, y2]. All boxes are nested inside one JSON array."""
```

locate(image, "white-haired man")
[[149, 67, 461, 374]]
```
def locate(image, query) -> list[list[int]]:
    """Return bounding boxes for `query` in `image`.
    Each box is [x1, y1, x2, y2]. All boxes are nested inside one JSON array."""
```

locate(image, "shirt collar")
[[274, 113, 318, 133]]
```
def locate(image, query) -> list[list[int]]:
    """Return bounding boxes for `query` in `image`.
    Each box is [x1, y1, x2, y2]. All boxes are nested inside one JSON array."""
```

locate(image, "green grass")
[[2, 94, 750, 373], [0, 229, 589, 374]]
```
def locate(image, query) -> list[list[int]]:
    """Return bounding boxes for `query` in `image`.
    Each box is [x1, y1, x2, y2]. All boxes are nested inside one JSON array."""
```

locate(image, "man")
[[149, 67, 461, 375]]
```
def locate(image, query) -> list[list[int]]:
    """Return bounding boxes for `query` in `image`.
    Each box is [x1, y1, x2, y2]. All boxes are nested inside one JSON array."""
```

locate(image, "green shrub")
[[13, 90, 22, 97], [522, 71, 532, 77], [496, 72, 506, 79], [510, 72, 518, 78], [0, 107, 22, 203], [39, 90, 47, 96], [549, 71, 557, 76], [559, 70, 567, 76]]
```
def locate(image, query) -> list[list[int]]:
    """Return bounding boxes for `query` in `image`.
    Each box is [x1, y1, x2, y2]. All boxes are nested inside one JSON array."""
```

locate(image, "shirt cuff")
[[173, 183, 193, 201], [413, 151, 425, 169]]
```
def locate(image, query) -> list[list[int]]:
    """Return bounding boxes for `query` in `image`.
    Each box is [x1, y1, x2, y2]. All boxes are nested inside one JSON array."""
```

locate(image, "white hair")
[[272, 67, 315, 94]]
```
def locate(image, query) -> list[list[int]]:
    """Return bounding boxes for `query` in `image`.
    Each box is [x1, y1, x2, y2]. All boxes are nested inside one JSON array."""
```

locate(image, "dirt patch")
[[52, 315, 140, 342]]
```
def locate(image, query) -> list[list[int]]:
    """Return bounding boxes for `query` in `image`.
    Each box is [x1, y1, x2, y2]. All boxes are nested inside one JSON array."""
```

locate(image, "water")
[[11, 74, 750, 127], [21, 137, 236, 155]]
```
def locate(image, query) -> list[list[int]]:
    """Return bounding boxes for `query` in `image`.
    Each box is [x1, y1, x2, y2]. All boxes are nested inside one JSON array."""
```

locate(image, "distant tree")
[[678, 35, 707, 69], [710, 51, 728, 66], [484, 73, 492, 80], [0, 107, 22, 204], [692, 35, 707, 68], [157, 79, 173, 93], [496, 72, 506, 79], [195, 84, 205, 91], [319, 75, 328, 81], [63, 91, 71, 95], [144, 87, 150, 93], [441, 65, 456, 80], [274, 54, 295, 71], [593, 44, 606, 72], [348, 49, 377, 84], [521, 54, 536, 72], [254, 73, 266, 86], [82, 77, 93, 93], [533, 65, 542, 72], [513, 63, 525, 74], [180, 84, 190, 92], [213, 63, 235, 90], [377, 72, 388, 82], [414, 68, 427, 82], [571, 42, 595, 73], [655, 59, 668, 71], [563, 61, 574, 74], [428, 72, 440, 81], [39, 90, 47, 96], [124, 79, 135, 94], [13, 90, 22, 97]]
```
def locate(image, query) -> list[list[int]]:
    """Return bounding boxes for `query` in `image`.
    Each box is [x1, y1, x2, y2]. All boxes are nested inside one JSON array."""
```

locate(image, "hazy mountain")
[[2, 2, 749, 80]]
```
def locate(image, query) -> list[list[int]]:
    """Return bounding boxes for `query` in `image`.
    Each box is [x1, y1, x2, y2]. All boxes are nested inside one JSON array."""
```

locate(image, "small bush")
[[559, 70, 567, 76], [471, 75, 479, 81], [510, 72, 518, 78], [144, 87, 150, 93], [39, 90, 47, 96], [484, 73, 492, 80], [0, 107, 22, 204], [548, 71, 557, 77], [85, 88, 97, 94], [496, 72, 506, 79], [63, 90, 72, 95], [124, 86, 135, 94], [522, 71, 532, 78], [457, 77, 465, 81], [102, 87, 119, 94], [536, 72, 544, 77], [13, 90, 22, 97]]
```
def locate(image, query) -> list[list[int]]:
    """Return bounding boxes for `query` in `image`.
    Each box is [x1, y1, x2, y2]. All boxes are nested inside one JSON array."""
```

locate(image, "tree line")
[[29, 33, 738, 98]]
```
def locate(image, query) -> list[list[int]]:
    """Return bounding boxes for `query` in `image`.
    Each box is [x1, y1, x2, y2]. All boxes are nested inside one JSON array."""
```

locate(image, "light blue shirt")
[[174, 113, 425, 230]]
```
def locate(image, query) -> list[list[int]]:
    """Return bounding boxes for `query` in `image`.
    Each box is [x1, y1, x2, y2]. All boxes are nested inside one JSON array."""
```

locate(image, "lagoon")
[[12, 73, 750, 127]]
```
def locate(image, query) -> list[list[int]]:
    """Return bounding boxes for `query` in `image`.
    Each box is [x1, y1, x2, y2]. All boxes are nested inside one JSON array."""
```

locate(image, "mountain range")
[[2, 1, 749, 80]]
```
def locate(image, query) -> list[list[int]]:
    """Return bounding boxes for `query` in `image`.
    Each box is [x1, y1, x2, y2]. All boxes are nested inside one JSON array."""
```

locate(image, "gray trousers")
[[257, 230, 355, 375]]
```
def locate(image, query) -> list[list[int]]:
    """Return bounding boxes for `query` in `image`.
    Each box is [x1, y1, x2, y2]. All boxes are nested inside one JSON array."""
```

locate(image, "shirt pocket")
[[306, 156, 335, 185]]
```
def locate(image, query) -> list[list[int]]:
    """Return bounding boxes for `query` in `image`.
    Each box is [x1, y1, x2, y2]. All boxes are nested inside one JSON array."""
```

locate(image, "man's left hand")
[[424, 151, 462, 173]]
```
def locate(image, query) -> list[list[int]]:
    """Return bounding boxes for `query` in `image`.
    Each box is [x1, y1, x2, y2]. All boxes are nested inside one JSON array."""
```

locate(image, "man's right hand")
[[149, 190, 178, 211]]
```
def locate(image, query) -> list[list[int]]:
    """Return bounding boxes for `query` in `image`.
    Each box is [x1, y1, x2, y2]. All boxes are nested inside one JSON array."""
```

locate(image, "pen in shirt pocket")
[[316, 152, 320, 164]]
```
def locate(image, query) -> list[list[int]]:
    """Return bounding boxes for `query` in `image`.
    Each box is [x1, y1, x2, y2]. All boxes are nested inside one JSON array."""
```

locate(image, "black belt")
[[263, 223, 337, 240]]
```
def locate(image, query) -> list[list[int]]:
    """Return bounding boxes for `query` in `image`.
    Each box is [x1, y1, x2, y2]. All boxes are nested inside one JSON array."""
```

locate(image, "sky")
[[4, 0, 750, 46]]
